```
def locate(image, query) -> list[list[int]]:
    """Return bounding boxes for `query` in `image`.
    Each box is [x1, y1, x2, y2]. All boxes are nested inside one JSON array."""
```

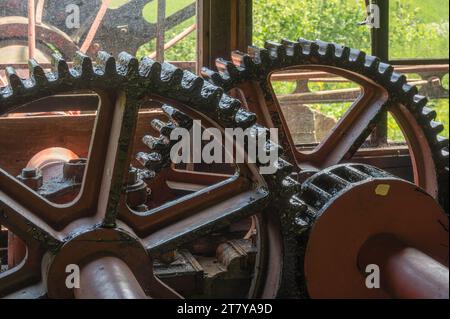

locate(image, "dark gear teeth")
[[201, 38, 449, 215]]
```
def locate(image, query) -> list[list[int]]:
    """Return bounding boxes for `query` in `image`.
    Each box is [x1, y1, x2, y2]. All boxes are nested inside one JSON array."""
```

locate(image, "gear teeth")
[[331, 43, 350, 60], [51, 53, 70, 80], [376, 62, 394, 84], [390, 72, 408, 90], [161, 104, 192, 129], [160, 62, 183, 84], [363, 55, 380, 73], [117, 52, 139, 77], [315, 40, 335, 60], [441, 148, 449, 161], [73, 51, 94, 79], [142, 135, 169, 152], [247, 124, 270, 140], [5, 67, 24, 94], [247, 45, 271, 67], [349, 48, 366, 66], [234, 108, 257, 129], [411, 94, 428, 113], [181, 70, 204, 96], [201, 67, 231, 89], [281, 39, 304, 63], [265, 41, 287, 62], [231, 50, 255, 71], [305, 172, 349, 197], [28, 59, 47, 86], [266, 158, 294, 184], [428, 120, 445, 135], [330, 164, 370, 183], [96, 51, 117, 76], [216, 58, 241, 79], [401, 83, 419, 103], [421, 106, 437, 121], [139, 56, 162, 80], [216, 95, 241, 125], [298, 164, 391, 213], [300, 184, 332, 211], [204, 37, 448, 214], [287, 195, 308, 213], [197, 82, 224, 113], [263, 139, 284, 157], [297, 38, 320, 57], [282, 195, 315, 232], [136, 152, 163, 170], [435, 135, 449, 149], [279, 176, 302, 198], [151, 119, 177, 137]]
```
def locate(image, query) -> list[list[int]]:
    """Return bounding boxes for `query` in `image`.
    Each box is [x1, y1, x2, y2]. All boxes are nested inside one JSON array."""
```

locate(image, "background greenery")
[[253, 0, 449, 141], [111, 0, 449, 141]]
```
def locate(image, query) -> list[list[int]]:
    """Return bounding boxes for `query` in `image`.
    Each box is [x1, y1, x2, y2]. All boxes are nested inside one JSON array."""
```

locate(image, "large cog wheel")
[[202, 38, 449, 215], [0, 50, 301, 298]]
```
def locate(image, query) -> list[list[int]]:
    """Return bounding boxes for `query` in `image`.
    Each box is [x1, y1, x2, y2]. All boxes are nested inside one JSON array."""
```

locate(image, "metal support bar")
[[27, 0, 36, 60]]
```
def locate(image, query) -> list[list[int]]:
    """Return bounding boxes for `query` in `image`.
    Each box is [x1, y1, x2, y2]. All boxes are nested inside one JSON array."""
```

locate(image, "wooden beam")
[[197, 0, 252, 71]]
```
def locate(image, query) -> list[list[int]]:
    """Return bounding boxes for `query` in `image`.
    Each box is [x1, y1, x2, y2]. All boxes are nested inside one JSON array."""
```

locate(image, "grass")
[[109, 0, 193, 24]]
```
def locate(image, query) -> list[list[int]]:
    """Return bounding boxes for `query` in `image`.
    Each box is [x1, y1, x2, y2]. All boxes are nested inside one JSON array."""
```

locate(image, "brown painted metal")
[[74, 256, 147, 299], [27, 0, 36, 60], [0, 53, 283, 299], [239, 64, 440, 204], [302, 168, 448, 299], [0, 16, 78, 60], [358, 234, 449, 299]]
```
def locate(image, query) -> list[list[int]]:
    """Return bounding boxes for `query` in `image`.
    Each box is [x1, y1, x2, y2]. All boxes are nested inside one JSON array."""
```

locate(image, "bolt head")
[[21, 168, 37, 178]]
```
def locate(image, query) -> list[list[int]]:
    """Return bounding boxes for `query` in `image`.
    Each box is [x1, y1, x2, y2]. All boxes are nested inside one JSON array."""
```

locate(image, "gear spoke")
[[143, 187, 269, 254], [306, 77, 388, 168], [0, 244, 43, 298]]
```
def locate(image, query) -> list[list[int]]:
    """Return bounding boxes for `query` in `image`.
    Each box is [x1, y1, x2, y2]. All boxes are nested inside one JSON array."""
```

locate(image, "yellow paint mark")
[[375, 184, 391, 196]]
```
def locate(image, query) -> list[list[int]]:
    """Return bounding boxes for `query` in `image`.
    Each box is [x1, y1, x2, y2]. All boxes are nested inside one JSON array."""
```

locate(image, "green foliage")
[[132, 0, 449, 140], [389, 0, 449, 59], [253, 0, 371, 51]]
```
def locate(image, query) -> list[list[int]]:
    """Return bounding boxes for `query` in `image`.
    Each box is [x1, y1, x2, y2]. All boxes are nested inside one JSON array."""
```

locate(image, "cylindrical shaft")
[[358, 234, 449, 299], [75, 256, 148, 299]]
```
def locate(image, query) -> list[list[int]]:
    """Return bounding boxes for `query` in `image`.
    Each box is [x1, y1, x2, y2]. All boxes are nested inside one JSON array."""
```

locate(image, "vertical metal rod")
[[370, 0, 389, 145], [28, 0, 36, 60], [35, 0, 45, 25], [80, 0, 111, 54], [358, 234, 449, 299], [156, 0, 166, 62]]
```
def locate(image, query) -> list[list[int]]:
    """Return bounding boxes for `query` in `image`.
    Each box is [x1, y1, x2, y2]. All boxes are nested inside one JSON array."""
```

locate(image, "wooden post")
[[197, 0, 252, 72]]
